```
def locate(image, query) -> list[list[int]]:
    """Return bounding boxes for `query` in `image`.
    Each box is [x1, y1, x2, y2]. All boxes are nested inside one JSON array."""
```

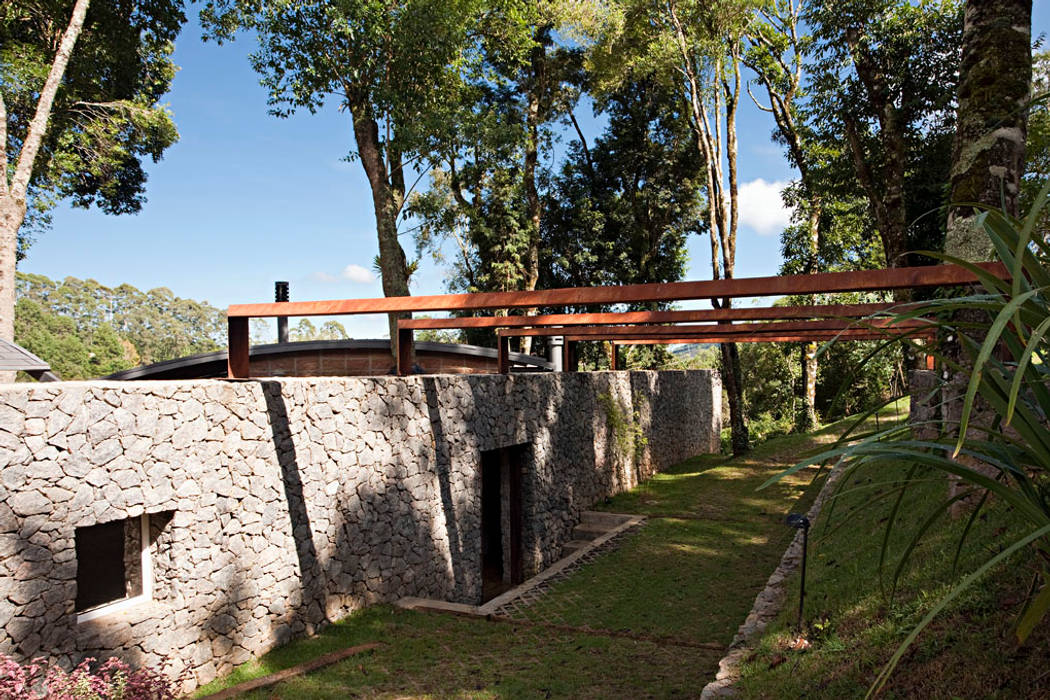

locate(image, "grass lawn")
[[198, 605, 724, 699], [735, 454, 1050, 698], [511, 406, 904, 645], [196, 404, 907, 699]]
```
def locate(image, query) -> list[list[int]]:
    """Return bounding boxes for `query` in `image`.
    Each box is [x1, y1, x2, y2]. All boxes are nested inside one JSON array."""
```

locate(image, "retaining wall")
[[0, 371, 719, 692]]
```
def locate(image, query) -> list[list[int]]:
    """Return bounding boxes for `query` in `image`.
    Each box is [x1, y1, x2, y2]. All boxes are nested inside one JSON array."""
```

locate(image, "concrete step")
[[579, 510, 632, 529], [560, 539, 592, 557], [571, 522, 608, 540]]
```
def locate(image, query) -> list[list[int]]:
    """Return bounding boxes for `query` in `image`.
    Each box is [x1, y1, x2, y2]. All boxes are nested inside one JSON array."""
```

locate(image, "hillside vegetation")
[[15, 272, 227, 379]]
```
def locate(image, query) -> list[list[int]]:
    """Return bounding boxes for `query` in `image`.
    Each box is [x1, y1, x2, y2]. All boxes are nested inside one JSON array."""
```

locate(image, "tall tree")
[[744, 0, 822, 429], [410, 6, 580, 354], [807, 0, 962, 274], [542, 78, 699, 291], [201, 0, 523, 355], [0, 0, 182, 379], [591, 0, 755, 454]]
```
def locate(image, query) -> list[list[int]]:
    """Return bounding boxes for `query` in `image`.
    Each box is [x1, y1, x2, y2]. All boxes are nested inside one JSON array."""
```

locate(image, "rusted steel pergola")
[[225, 262, 1006, 379], [493, 319, 936, 374]]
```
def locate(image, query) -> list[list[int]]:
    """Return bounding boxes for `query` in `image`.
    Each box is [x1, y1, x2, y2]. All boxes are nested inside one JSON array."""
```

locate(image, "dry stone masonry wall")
[[0, 371, 720, 693]]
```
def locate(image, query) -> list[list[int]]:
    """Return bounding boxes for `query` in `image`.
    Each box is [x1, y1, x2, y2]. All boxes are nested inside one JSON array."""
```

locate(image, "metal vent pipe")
[[275, 281, 289, 343]]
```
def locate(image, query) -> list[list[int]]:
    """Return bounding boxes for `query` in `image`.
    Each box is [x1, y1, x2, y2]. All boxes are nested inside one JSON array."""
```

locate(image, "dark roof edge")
[[0, 338, 53, 373], [104, 339, 553, 380]]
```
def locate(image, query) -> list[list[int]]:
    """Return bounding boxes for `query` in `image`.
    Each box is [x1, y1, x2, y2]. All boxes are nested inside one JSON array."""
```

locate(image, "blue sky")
[[19, 10, 1049, 339]]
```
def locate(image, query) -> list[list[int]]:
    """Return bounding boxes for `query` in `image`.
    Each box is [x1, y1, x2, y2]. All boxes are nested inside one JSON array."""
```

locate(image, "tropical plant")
[[764, 182, 1050, 695]]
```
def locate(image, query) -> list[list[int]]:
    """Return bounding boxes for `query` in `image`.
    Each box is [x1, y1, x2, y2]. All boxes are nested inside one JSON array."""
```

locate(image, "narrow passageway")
[[197, 409, 903, 699]]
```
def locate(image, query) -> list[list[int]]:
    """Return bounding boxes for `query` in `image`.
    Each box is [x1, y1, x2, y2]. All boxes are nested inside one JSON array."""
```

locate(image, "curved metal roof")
[[105, 339, 553, 380]]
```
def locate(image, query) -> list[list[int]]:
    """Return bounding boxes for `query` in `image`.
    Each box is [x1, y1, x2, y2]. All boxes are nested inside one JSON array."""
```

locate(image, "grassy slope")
[[201, 605, 723, 699], [195, 405, 919, 699], [517, 414, 874, 645], [735, 457, 1050, 698]]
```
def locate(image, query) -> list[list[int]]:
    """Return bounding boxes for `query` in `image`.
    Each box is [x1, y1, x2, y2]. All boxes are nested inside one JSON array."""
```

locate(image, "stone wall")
[[0, 371, 720, 693]]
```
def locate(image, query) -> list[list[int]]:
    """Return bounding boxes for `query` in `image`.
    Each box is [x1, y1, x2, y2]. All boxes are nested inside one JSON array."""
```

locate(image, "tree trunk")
[[944, 0, 1032, 514], [0, 197, 26, 381], [351, 110, 411, 363], [798, 198, 822, 431], [799, 342, 818, 430], [0, 0, 92, 382], [947, 0, 1032, 234], [520, 27, 549, 357], [721, 342, 749, 456]]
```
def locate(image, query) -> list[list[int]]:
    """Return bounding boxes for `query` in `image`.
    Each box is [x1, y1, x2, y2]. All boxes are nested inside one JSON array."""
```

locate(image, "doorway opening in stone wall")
[[480, 444, 527, 602]]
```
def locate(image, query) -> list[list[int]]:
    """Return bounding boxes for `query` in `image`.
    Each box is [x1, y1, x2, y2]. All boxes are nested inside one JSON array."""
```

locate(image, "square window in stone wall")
[[74, 512, 170, 622]]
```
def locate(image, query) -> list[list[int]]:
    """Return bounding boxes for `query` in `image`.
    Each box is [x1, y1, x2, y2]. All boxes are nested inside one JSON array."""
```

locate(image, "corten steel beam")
[[562, 340, 578, 372], [498, 335, 511, 375], [601, 331, 935, 344], [396, 302, 911, 331], [227, 317, 251, 378], [497, 318, 932, 339], [228, 263, 1005, 319], [397, 328, 414, 377]]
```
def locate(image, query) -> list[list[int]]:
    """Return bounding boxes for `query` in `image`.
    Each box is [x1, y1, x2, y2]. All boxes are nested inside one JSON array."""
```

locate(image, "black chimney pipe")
[[275, 281, 289, 343]]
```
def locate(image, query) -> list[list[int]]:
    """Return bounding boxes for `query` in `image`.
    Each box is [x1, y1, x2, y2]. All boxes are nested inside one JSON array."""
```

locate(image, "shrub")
[[0, 654, 176, 700]]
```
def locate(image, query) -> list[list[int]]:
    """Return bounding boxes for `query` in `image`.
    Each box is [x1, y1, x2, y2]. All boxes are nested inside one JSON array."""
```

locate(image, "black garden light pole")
[[786, 513, 810, 632]]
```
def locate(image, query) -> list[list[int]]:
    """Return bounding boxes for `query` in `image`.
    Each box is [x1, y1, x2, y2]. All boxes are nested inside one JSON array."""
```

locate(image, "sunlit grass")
[[197, 405, 911, 698], [735, 459, 1050, 698]]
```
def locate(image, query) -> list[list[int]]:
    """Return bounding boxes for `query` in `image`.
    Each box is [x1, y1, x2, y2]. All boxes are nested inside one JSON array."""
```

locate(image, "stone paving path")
[[491, 522, 644, 624]]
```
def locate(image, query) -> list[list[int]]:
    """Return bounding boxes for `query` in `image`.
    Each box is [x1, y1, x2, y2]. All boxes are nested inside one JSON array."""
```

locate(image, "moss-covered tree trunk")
[[944, 0, 1032, 513], [947, 0, 1032, 235]]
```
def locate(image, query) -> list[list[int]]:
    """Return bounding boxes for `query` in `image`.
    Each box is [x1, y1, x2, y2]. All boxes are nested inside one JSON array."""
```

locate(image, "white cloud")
[[310, 264, 375, 284], [341, 264, 376, 284], [310, 271, 338, 283], [737, 178, 792, 236]]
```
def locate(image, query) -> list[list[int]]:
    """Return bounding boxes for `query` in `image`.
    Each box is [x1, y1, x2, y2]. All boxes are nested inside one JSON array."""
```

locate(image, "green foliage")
[[764, 185, 1050, 694], [815, 334, 902, 417], [803, 0, 962, 265], [287, 319, 350, 342], [409, 14, 576, 293], [412, 317, 465, 345], [540, 77, 699, 291], [597, 391, 647, 461], [662, 344, 720, 371], [737, 342, 797, 443], [1022, 50, 1050, 235], [15, 272, 226, 373], [14, 297, 134, 380], [1, 0, 183, 250], [780, 190, 886, 276]]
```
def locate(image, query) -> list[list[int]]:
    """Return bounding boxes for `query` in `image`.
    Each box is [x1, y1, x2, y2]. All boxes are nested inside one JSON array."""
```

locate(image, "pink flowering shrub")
[[0, 655, 44, 699], [0, 654, 176, 699]]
